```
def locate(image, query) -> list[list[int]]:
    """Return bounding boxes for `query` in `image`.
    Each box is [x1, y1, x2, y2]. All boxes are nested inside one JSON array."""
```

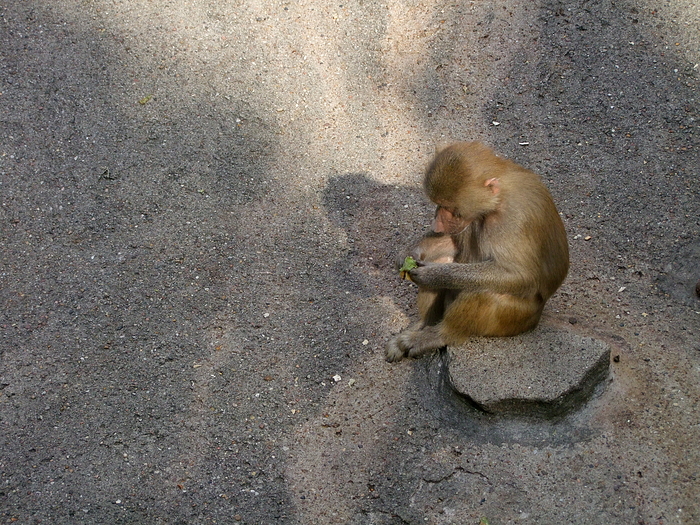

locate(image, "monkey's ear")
[[485, 177, 501, 195]]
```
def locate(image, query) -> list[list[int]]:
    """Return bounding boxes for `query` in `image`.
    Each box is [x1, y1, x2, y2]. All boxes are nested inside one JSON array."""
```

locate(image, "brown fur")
[[386, 142, 569, 362], [411, 233, 457, 326]]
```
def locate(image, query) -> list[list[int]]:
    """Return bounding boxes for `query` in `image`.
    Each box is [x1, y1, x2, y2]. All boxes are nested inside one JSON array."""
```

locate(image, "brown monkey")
[[386, 141, 569, 362], [408, 232, 458, 326]]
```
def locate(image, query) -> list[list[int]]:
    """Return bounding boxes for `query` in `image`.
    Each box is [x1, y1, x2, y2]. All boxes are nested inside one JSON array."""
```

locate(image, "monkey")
[[406, 232, 458, 326], [386, 141, 569, 362]]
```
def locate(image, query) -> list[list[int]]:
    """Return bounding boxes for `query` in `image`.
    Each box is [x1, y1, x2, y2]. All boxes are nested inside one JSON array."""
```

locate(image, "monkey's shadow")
[[322, 172, 431, 303], [324, 173, 612, 446]]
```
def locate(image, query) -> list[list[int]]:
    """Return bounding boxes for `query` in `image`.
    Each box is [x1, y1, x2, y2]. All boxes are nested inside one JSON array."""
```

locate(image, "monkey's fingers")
[[406, 266, 426, 286]]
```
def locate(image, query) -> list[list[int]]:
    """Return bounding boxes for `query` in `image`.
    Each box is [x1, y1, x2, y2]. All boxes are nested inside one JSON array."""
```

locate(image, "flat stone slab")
[[656, 242, 700, 307], [445, 322, 611, 418]]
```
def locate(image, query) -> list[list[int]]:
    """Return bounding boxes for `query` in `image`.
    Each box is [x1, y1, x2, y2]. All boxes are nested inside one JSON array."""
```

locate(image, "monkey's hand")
[[406, 262, 447, 288]]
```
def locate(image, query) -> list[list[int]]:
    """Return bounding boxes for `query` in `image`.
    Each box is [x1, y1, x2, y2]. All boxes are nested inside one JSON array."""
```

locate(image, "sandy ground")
[[1, 0, 699, 523]]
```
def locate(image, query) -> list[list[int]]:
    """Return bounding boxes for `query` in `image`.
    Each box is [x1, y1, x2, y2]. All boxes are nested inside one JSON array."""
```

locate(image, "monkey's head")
[[424, 142, 501, 234]]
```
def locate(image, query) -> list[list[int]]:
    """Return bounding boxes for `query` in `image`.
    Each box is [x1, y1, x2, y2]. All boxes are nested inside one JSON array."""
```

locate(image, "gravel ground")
[[1, 1, 699, 524]]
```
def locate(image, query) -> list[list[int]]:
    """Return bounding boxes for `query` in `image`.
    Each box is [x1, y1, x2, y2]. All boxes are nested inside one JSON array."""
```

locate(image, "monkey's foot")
[[384, 336, 406, 363], [385, 327, 444, 363]]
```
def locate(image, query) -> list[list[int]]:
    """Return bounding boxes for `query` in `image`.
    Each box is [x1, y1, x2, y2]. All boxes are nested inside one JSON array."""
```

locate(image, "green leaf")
[[399, 256, 418, 281], [399, 256, 418, 272]]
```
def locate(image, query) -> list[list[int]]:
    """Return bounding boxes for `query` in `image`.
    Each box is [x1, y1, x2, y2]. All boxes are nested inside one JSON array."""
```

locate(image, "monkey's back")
[[470, 161, 569, 300], [503, 164, 569, 299]]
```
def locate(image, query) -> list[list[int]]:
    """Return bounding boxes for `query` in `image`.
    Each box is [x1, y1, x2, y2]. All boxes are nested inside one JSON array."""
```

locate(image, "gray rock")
[[657, 243, 700, 307], [445, 322, 611, 418]]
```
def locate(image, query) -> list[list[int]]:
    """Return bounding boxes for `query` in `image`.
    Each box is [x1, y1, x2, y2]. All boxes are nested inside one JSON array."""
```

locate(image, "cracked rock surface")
[[446, 322, 611, 417]]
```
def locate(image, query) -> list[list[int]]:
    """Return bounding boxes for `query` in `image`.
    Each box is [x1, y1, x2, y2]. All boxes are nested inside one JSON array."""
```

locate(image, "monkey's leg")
[[386, 288, 454, 362], [441, 292, 542, 340], [417, 289, 445, 326]]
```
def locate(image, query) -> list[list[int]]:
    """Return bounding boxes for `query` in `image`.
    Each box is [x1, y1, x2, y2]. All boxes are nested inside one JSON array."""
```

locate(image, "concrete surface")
[[446, 322, 611, 417], [1, 1, 699, 524]]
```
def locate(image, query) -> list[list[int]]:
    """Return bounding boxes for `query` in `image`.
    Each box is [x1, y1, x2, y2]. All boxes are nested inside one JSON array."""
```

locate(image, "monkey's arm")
[[408, 261, 535, 294]]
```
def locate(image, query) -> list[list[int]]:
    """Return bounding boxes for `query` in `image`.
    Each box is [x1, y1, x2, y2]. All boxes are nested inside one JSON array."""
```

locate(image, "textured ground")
[[1, 1, 699, 524]]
